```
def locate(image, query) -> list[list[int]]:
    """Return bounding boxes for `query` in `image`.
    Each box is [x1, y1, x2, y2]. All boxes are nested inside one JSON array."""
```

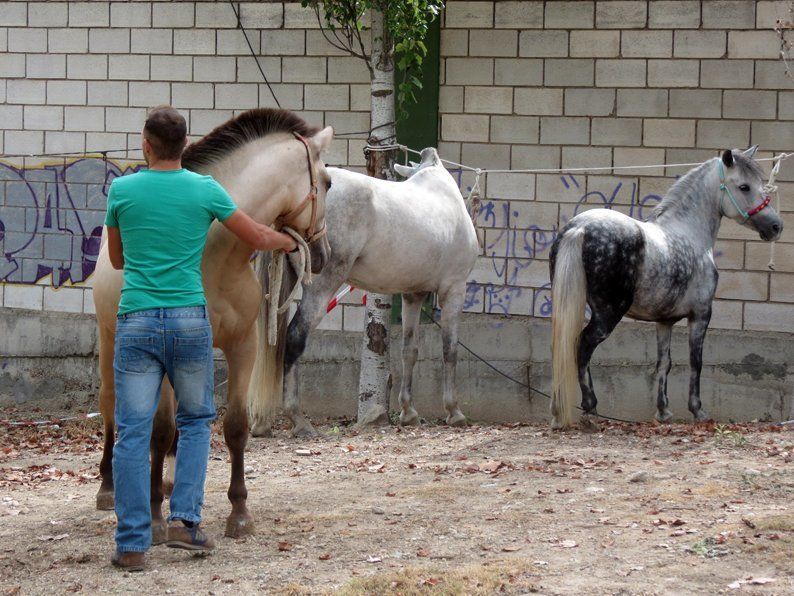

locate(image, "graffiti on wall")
[[0, 158, 142, 287]]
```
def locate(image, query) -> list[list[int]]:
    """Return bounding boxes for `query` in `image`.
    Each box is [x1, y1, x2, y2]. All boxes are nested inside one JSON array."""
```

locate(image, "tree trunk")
[[357, 9, 395, 427]]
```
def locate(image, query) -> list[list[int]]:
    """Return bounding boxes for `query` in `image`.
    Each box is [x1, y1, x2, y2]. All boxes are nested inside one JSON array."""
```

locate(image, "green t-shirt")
[[105, 168, 238, 315]]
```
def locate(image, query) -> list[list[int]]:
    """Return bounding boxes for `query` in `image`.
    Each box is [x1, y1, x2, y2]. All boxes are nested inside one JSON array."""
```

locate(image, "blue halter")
[[717, 160, 771, 223]]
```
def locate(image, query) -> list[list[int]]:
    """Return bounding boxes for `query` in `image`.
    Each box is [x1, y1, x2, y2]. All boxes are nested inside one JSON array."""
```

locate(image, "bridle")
[[275, 132, 327, 243], [718, 160, 771, 223]]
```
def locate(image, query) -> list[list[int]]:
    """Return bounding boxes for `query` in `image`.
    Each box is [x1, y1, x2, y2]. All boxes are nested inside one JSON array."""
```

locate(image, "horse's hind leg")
[[150, 380, 176, 545], [577, 305, 626, 416], [687, 313, 711, 422], [654, 322, 674, 423], [398, 292, 427, 426], [96, 326, 116, 511], [438, 285, 467, 427]]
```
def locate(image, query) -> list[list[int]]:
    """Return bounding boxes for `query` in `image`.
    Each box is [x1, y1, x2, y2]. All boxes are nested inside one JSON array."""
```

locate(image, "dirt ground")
[[0, 409, 791, 596]]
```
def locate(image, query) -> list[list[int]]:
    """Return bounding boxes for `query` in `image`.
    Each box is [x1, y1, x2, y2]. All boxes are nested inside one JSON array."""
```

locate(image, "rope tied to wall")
[[266, 227, 311, 346], [764, 154, 784, 271]]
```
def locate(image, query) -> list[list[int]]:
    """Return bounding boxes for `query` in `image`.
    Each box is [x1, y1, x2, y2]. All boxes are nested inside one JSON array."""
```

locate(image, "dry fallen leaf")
[[417, 548, 429, 557], [318, 554, 331, 561], [277, 542, 293, 552], [502, 545, 521, 552]]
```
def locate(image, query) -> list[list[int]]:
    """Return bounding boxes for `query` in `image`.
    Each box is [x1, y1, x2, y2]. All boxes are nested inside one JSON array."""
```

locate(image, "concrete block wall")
[[440, 0, 794, 333]]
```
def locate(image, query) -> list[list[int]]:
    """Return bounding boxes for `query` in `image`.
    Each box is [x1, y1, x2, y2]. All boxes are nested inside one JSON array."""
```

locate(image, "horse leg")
[[687, 312, 711, 422], [223, 332, 257, 537], [576, 305, 626, 418], [150, 381, 176, 545], [96, 326, 116, 511], [438, 285, 467, 427], [654, 322, 674, 423], [398, 292, 427, 426]]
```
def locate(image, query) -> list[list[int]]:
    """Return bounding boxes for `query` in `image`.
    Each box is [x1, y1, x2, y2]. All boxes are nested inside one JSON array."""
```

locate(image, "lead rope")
[[267, 227, 312, 346], [765, 155, 783, 270]]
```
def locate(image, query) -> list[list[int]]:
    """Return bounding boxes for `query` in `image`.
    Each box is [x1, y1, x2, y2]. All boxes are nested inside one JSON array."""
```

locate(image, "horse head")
[[719, 146, 783, 242], [393, 147, 442, 179]]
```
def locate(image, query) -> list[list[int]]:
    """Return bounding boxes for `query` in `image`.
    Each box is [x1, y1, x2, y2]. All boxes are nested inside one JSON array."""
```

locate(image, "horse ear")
[[743, 145, 759, 158], [310, 126, 334, 154], [721, 149, 734, 168], [393, 163, 414, 178]]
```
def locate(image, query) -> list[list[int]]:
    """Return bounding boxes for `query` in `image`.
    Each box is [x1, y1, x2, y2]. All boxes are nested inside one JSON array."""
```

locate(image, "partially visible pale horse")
[[250, 147, 480, 437], [93, 109, 333, 538]]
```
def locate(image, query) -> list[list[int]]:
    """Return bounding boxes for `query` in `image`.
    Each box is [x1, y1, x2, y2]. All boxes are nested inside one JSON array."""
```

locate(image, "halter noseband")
[[717, 160, 771, 223], [275, 132, 327, 243]]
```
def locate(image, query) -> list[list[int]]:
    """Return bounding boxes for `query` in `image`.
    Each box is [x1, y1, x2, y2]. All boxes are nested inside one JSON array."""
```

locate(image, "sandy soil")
[[0, 411, 791, 595]]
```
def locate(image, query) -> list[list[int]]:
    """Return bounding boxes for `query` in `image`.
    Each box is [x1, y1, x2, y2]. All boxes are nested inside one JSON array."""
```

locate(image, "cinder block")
[[669, 89, 722, 118], [779, 91, 794, 120], [172, 83, 214, 109], [7, 80, 46, 104], [507, 258, 549, 288], [174, 29, 215, 55], [756, 1, 792, 28], [570, 30, 619, 57], [544, 59, 594, 87], [494, 58, 542, 86], [83, 290, 96, 315], [85, 131, 128, 152], [440, 86, 463, 112], [130, 28, 173, 55], [236, 56, 281, 83], [614, 147, 666, 176], [42, 287, 85, 313], [714, 240, 745, 270], [215, 84, 258, 110], [514, 88, 563, 116], [24, 106, 63, 131], [44, 131, 85, 154], [153, 3, 194, 28], [105, 107, 146, 134], [703, 1, 756, 29], [27, 54, 66, 79], [0, 2, 28, 26], [89, 28, 131, 54], [562, 146, 614, 169], [700, 60, 753, 89], [470, 29, 517, 57], [240, 2, 283, 29], [754, 60, 792, 90], [466, 86, 512, 114], [770, 272, 794, 302], [724, 90, 776, 120], [111, 2, 151, 28], [461, 142, 510, 170], [716, 271, 768, 301], [647, 59, 699, 87], [282, 3, 321, 29], [596, 1, 647, 28], [262, 30, 304, 56], [512, 145, 561, 170], [87, 81, 128, 107], [622, 31, 672, 58], [511, 200, 559, 228], [69, 2, 109, 27], [195, 2, 237, 28], [317, 304, 343, 331], [545, 1, 594, 28], [752, 121, 794, 151], [48, 28, 88, 54], [283, 56, 327, 83], [446, 57, 493, 85], [342, 305, 365, 332], [696, 119, 750, 149], [490, 115, 539, 144], [67, 55, 108, 80], [649, 1, 700, 28], [8, 28, 46, 53], [595, 59, 646, 87], [644, 118, 695, 147], [565, 88, 615, 116], [349, 84, 370, 111], [746, 241, 793, 271], [592, 117, 642, 146], [728, 31, 779, 59], [304, 31, 348, 57], [674, 31, 726, 58], [0, 53, 24, 77], [441, 30, 468, 57], [327, 57, 369, 83], [188, 109, 234, 136], [6, 130, 44, 155], [470, 256, 505, 285], [4, 285, 44, 311], [0, 105, 23, 129], [495, 2, 543, 28], [108, 55, 149, 82], [445, 1, 494, 28], [519, 30, 568, 57], [441, 114, 490, 142], [709, 299, 743, 330], [305, 84, 349, 111], [128, 82, 170, 108], [153, 56, 195, 82], [540, 117, 589, 145]]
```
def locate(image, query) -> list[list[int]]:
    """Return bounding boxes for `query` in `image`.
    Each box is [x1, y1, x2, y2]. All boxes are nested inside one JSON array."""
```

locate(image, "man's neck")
[[147, 159, 183, 171]]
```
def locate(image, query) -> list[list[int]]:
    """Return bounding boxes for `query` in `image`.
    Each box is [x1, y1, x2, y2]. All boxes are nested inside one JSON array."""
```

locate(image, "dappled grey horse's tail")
[[551, 228, 586, 430]]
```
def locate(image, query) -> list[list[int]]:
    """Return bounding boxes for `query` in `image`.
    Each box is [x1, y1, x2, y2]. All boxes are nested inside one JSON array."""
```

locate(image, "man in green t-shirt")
[[105, 106, 296, 571]]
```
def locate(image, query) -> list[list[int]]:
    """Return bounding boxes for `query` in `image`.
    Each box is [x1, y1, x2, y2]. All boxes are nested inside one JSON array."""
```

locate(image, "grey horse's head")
[[720, 146, 783, 242], [393, 147, 441, 179]]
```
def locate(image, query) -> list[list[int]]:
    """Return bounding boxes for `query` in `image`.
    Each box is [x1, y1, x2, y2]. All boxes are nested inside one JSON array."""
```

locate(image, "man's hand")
[[223, 210, 299, 252]]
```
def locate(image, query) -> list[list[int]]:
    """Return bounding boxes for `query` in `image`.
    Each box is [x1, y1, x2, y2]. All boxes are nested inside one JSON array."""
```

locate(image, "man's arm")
[[222, 210, 298, 252], [107, 226, 124, 270]]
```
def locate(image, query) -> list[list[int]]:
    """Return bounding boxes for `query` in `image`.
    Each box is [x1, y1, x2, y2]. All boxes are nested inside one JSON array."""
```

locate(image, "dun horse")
[[550, 148, 783, 429], [92, 109, 333, 538], [250, 148, 480, 437]]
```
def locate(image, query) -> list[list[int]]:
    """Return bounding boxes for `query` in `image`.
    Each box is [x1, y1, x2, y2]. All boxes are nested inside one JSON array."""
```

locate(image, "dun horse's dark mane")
[[182, 108, 319, 171]]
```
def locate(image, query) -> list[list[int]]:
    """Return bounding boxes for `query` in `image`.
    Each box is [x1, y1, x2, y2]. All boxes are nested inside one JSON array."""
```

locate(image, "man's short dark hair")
[[144, 105, 187, 160]]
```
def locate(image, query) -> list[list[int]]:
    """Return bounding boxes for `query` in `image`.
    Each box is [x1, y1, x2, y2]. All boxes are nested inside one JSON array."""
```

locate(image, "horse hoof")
[[151, 520, 167, 545], [399, 408, 420, 426], [655, 409, 674, 423], [551, 417, 565, 431], [96, 490, 115, 511], [445, 411, 467, 427], [250, 423, 274, 438], [225, 515, 256, 538], [292, 424, 318, 439], [693, 410, 709, 422], [579, 415, 600, 433]]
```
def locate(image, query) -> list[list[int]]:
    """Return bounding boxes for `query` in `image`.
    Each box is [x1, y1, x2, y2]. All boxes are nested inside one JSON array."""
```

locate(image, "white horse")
[[249, 147, 480, 437], [92, 109, 333, 538]]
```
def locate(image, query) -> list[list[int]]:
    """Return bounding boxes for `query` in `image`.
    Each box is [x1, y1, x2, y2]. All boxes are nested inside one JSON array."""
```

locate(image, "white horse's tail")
[[551, 228, 587, 430], [248, 252, 295, 437]]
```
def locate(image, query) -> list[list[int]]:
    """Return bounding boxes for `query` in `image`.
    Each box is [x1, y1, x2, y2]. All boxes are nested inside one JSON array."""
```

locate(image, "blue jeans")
[[112, 306, 216, 553]]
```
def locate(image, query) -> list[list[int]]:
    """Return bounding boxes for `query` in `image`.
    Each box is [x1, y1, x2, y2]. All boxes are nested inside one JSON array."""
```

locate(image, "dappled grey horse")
[[249, 148, 480, 437], [549, 148, 783, 429]]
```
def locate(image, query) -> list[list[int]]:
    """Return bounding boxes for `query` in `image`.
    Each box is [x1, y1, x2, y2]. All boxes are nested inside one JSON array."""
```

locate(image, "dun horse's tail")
[[248, 252, 296, 437], [550, 228, 586, 430]]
